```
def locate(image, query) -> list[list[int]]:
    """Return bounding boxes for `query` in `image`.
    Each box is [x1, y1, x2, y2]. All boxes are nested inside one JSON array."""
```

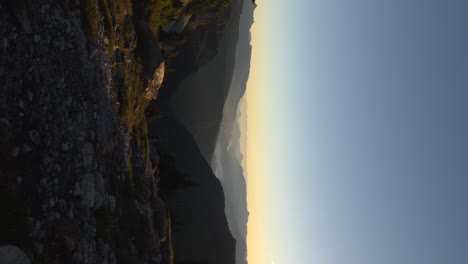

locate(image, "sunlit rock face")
[[145, 61, 166, 100]]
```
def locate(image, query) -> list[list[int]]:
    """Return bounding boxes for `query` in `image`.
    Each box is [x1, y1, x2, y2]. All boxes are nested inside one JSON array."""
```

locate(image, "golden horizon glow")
[[246, 1, 273, 263]]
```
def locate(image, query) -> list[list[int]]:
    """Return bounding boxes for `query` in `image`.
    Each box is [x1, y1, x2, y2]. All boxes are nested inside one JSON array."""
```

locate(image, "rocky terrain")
[[0, 0, 239, 263], [0, 0, 173, 263]]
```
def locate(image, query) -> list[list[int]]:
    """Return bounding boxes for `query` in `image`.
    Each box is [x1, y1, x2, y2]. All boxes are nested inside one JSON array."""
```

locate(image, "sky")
[[246, 0, 468, 263]]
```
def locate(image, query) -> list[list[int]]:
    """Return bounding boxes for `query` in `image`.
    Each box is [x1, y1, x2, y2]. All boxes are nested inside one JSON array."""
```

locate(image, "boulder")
[[94, 172, 105, 208], [97, 239, 110, 264], [81, 143, 96, 172], [73, 182, 81, 196], [15, 10, 32, 34], [107, 195, 116, 213], [0, 246, 30, 264], [63, 235, 76, 252], [80, 173, 95, 208], [1, 38, 7, 49], [29, 130, 40, 145]]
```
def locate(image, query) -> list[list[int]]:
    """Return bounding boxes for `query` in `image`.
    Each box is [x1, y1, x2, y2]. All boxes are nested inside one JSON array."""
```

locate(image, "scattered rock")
[[27, 90, 33, 101], [108, 251, 117, 264], [44, 135, 51, 147], [45, 34, 51, 45], [0, 4, 172, 263], [32, 70, 40, 84], [33, 243, 44, 255], [94, 172, 105, 208], [1, 38, 7, 49], [67, 206, 74, 218], [88, 48, 97, 59], [82, 143, 96, 172], [28, 218, 41, 239], [40, 178, 47, 186], [23, 144, 32, 153], [80, 173, 95, 208], [65, 20, 71, 34], [71, 244, 83, 264], [61, 143, 69, 152], [134, 200, 152, 217], [42, 155, 53, 166], [52, 37, 65, 51], [63, 235, 76, 252], [0, 118, 9, 125], [18, 99, 24, 108], [107, 195, 116, 213], [0, 246, 30, 264], [46, 211, 59, 222], [57, 199, 67, 212], [0, 119, 10, 146], [97, 239, 110, 264], [49, 198, 55, 208], [29, 130, 40, 145], [11, 146, 20, 157], [15, 10, 32, 33], [73, 183, 81, 196]]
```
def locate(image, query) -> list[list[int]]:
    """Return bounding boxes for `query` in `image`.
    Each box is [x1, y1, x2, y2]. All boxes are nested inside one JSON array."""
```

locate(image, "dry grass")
[[83, 0, 100, 43], [82, 3, 176, 261], [166, 213, 175, 264], [147, 0, 181, 38]]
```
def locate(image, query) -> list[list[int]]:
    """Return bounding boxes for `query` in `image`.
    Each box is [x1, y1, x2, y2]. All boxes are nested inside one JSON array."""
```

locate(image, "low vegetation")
[[82, 1, 175, 263], [82, 0, 100, 43], [80, 1, 233, 263], [147, 0, 183, 38]]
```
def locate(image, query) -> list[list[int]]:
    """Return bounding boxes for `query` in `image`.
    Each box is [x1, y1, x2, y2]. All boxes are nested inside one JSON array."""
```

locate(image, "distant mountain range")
[[212, 1, 256, 263], [150, 0, 255, 263]]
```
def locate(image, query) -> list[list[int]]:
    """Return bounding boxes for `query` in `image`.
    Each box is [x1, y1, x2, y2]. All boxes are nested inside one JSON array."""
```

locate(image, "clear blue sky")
[[248, 0, 468, 263]]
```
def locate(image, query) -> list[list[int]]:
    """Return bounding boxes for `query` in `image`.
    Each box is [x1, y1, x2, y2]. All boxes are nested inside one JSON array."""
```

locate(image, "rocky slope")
[[0, 0, 240, 263], [155, 0, 244, 163], [0, 0, 169, 263], [153, 118, 236, 264]]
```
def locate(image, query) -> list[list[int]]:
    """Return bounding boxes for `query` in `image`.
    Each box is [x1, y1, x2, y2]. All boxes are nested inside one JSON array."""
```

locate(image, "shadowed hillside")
[[155, 0, 246, 163], [151, 117, 236, 264], [211, 1, 255, 263]]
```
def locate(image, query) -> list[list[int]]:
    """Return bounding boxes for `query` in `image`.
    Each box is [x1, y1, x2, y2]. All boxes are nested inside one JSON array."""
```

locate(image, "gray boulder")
[[29, 130, 40, 145], [73, 182, 81, 196], [107, 195, 116, 213], [0, 246, 30, 264], [94, 172, 105, 208], [80, 173, 95, 208], [81, 143, 97, 172]]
